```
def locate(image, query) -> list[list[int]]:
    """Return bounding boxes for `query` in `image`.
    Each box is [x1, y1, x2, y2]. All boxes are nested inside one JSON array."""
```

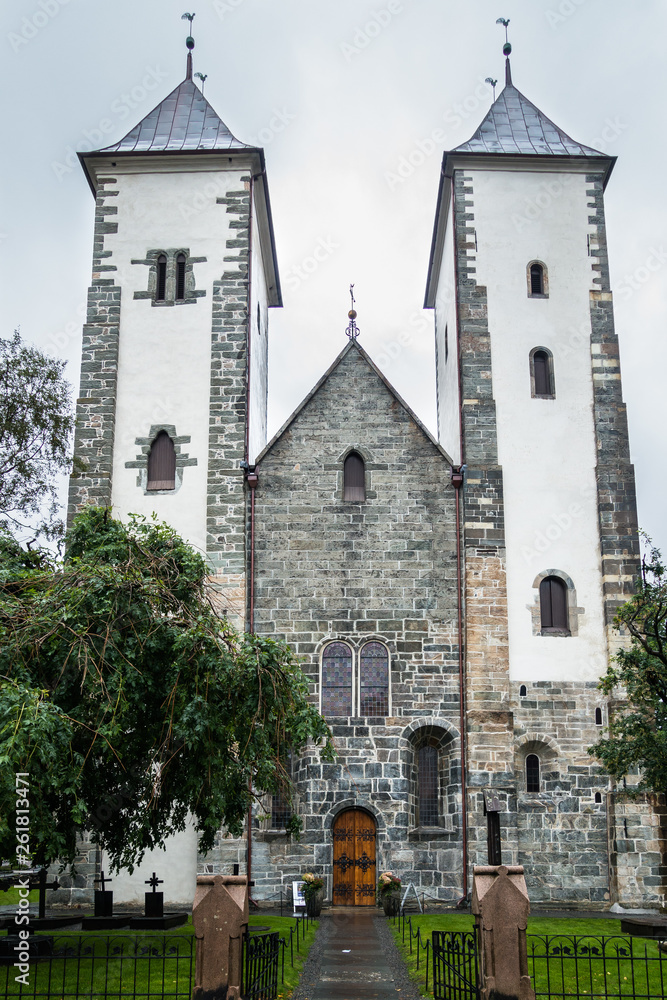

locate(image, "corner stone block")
[[192, 874, 248, 1000], [472, 865, 535, 1000]]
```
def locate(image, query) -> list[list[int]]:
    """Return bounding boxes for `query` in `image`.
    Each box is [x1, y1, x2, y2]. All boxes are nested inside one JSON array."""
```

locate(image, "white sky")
[[1, 0, 665, 553]]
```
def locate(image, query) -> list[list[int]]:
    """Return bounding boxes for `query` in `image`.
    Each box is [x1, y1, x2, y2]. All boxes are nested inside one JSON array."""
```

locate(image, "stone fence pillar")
[[472, 864, 535, 1000], [192, 874, 248, 1000]]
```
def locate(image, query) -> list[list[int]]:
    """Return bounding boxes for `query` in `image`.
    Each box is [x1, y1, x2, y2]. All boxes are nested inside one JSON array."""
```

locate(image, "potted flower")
[[300, 873, 325, 917], [378, 872, 402, 916]]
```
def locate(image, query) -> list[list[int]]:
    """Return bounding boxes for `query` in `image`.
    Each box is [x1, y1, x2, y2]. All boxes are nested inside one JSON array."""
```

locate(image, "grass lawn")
[[0, 912, 317, 998], [389, 912, 667, 999], [0, 889, 39, 906]]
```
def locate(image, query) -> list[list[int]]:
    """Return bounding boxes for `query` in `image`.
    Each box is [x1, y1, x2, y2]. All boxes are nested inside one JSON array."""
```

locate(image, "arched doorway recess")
[[332, 808, 377, 906]]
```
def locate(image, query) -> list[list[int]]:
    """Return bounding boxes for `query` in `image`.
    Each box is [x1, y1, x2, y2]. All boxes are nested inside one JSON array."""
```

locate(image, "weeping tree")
[[0, 507, 333, 872], [589, 539, 667, 794]]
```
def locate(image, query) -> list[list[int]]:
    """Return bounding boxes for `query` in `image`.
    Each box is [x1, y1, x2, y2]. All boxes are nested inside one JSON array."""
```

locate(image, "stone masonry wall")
[[202, 342, 464, 903], [206, 182, 252, 626], [67, 177, 121, 520]]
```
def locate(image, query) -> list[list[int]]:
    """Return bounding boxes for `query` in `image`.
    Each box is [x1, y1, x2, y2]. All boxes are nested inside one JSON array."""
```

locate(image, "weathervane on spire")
[[194, 72, 208, 94], [346, 285, 360, 340], [496, 17, 513, 87], [485, 77, 498, 101], [182, 12, 196, 80]]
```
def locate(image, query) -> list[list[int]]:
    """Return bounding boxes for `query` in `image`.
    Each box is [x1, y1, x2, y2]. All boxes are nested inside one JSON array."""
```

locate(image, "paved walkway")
[[294, 908, 420, 1000]]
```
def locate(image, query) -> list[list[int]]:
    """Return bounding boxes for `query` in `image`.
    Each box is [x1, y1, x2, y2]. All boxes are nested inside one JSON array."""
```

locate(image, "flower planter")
[[305, 887, 324, 917], [381, 890, 401, 917]]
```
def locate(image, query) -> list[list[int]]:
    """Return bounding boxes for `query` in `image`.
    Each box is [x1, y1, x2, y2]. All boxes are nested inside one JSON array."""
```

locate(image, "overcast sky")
[[1, 0, 665, 553]]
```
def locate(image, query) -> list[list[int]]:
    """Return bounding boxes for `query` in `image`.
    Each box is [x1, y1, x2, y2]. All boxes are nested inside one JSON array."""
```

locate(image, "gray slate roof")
[[98, 78, 251, 153], [453, 84, 604, 157]]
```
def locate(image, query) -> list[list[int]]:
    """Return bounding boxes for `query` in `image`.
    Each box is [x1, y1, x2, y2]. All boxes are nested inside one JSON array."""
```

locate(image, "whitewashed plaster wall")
[[108, 167, 248, 558], [434, 207, 460, 464], [470, 165, 607, 682], [109, 825, 197, 907]]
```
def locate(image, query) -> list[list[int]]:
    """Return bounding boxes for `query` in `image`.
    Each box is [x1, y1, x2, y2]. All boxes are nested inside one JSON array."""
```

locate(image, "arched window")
[[343, 452, 365, 501], [176, 253, 186, 300], [594, 791, 602, 804], [321, 642, 353, 716], [530, 262, 544, 295], [359, 642, 389, 716], [540, 576, 569, 633], [526, 754, 540, 793], [156, 255, 167, 302], [147, 431, 176, 491], [530, 347, 554, 397], [595, 707, 603, 726], [519, 684, 527, 698], [417, 744, 439, 826]]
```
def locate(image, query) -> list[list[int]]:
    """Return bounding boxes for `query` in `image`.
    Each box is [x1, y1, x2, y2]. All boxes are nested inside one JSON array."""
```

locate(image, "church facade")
[[64, 48, 666, 911]]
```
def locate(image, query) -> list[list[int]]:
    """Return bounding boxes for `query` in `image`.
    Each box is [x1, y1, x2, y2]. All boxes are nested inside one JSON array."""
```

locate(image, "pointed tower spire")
[[182, 12, 195, 80], [496, 18, 512, 87]]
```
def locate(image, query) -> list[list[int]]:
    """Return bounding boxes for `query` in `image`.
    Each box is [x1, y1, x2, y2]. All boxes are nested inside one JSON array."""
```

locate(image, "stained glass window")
[[321, 642, 353, 716], [359, 642, 389, 716], [418, 744, 439, 826]]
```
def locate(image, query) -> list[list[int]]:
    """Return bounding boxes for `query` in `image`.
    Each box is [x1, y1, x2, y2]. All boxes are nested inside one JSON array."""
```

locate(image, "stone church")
[[64, 41, 666, 912]]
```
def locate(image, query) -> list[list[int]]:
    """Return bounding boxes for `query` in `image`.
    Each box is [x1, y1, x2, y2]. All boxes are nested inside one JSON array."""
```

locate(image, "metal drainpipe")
[[451, 166, 469, 905], [246, 470, 258, 633], [244, 174, 254, 467]]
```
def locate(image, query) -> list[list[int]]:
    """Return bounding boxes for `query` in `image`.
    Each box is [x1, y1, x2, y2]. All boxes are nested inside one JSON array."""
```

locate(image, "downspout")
[[244, 174, 254, 467], [451, 166, 469, 905]]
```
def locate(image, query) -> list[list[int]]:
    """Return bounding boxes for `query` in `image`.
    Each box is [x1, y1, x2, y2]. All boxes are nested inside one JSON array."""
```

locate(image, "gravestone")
[[472, 865, 535, 1000], [94, 871, 113, 918], [144, 872, 164, 918], [192, 875, 248, 1000]]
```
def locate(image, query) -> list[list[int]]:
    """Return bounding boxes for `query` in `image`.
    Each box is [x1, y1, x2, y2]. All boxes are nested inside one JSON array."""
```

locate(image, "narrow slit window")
[[417, 744, 439, 826], [540, 576, 569, 633], [156, 255, 167, 302], [595, 707, 603, 726], [594, 792, 602, 804], [526, 754, 540, 793], [533, 350, 552, 396], [147, 431, 176, 491], [359, 642, 389, 717], [519, 684, 527, 698], [176, 253, 186, 300], [530, 263, 544, 295], [321, 642, 353, 716], [344, 452, 365, 501]]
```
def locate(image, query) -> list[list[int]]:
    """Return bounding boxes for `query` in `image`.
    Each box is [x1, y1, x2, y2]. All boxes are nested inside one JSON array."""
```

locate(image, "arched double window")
[[344, 452, 365, 501], [540, 576, 569, 634], [147, 431, 176, 491], [526, 754, 540, 793], [320, 640, 390, 717], [530, 347, 555, 398]]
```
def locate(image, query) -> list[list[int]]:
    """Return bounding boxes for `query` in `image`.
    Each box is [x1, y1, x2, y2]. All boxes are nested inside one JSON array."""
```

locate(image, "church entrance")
[[332, 809, 377, 906]]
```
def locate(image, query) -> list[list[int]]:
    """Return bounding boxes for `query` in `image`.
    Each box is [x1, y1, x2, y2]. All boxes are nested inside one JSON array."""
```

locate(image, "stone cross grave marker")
[[144, 872, 164, 918], [483, 789, 502, 866], [94, 871, 113, 918]]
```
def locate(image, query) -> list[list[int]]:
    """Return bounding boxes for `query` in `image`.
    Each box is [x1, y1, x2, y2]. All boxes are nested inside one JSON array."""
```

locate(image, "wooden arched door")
[[332, 809, 377, 906]]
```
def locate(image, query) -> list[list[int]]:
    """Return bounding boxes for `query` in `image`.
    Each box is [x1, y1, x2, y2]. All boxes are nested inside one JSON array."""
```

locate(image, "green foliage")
[[589, 539, 667, 793], [0, 507, 333, 872], [0, 330, 79, 539]]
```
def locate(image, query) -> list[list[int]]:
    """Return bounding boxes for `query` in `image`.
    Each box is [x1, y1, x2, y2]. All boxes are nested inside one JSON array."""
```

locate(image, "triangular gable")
[[256, 340, 453, 465]]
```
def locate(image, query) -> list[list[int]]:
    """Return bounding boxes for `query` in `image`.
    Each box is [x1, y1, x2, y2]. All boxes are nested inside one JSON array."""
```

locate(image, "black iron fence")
[[243, 931, 280, 1000], [432, 930, 479, 1000], [527, 933, 667, 1000], [391, 910, 433, 991], [0, 933, 194, 999]]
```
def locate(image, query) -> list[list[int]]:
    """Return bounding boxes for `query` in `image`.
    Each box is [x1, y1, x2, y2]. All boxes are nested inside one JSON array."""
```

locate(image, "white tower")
[[67, 38, 281, 905], [425, 50, 648, 907]]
